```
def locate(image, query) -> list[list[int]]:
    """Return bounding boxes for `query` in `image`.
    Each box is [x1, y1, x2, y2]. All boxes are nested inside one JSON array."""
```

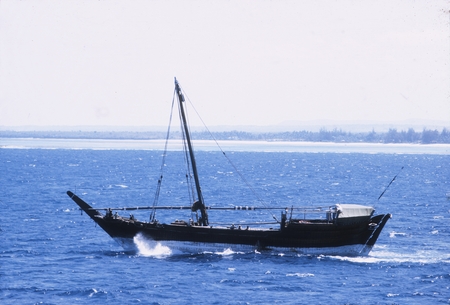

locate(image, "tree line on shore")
[[1, 127, 449, 144]]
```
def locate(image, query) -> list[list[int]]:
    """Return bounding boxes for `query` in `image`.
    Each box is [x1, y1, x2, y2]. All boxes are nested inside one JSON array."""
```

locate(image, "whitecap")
[[286, 273, 314, 277], [389, 231, 407, 238], [89, 288, 98, 297], [216, 248, 237, 256]]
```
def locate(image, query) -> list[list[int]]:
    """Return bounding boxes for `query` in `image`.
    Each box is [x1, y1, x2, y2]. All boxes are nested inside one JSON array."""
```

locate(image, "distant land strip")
[[1, 128, 449, 144]]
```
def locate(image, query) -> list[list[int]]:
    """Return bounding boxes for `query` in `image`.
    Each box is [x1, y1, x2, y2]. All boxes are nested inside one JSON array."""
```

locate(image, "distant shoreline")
[[1, 138, 449, 154], [1, 127, 449, 145]]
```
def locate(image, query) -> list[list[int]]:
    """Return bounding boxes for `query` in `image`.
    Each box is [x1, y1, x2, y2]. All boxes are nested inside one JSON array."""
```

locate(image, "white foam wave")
[[215, 248, 244, 256], [328, 248, 450, 264], [133, 233, 172, 258], [389, 231, 407, 238], [88, 288, 103, 297], [286, 273, 315, 277]]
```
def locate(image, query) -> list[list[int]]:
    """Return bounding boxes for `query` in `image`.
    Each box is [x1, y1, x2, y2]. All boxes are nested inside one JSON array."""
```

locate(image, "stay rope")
[[358, 213, 389, 254], [149, 91, 176, 222], [179, 86, 279, 223]]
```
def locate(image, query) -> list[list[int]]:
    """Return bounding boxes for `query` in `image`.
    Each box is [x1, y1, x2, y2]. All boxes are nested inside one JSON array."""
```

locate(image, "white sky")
[[0, 0, 449, 129]]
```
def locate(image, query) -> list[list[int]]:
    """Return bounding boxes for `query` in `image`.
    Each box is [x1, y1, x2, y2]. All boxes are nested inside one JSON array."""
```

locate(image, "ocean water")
[[1, 145, 449, 304]]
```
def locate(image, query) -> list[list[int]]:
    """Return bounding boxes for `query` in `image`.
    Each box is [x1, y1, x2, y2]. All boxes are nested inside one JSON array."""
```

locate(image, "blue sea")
[[1, 142, 449, 304]]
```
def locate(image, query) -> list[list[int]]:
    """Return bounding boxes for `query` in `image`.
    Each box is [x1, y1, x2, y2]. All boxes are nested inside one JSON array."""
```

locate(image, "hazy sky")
[[1, 0, 449, 129]]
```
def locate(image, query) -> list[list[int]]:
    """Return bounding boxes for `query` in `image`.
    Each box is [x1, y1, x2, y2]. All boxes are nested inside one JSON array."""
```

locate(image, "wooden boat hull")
[[68, 191, 391, 256]]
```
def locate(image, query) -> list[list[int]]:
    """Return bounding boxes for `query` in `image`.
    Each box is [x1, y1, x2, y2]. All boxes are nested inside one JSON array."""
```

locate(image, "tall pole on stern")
[[174, 78, 209, 226]]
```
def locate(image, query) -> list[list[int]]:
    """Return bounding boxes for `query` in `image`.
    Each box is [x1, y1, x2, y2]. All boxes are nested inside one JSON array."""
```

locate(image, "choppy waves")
[[2, 149, 450, 304]]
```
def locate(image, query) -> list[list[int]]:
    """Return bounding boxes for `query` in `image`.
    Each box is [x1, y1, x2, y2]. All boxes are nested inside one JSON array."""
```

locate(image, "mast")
[[174, 78, 209, 226]]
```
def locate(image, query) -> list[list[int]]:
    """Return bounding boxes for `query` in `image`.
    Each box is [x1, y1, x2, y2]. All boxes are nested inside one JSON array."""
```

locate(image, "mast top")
[[174, 77, 185, 102]]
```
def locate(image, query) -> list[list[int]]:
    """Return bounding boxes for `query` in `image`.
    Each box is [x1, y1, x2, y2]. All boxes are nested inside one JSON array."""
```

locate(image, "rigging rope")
[[358, 213, 389, 254], [377, 166, 403, 201], [150, 91, 176, 222], [179, 86, 279, 223], [150, 85, 207, 224]]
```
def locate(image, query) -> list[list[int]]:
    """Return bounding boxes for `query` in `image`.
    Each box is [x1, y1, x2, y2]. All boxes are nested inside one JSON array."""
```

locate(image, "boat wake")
[[325, 246, 450, 264], [133, 233, 172, 258]]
